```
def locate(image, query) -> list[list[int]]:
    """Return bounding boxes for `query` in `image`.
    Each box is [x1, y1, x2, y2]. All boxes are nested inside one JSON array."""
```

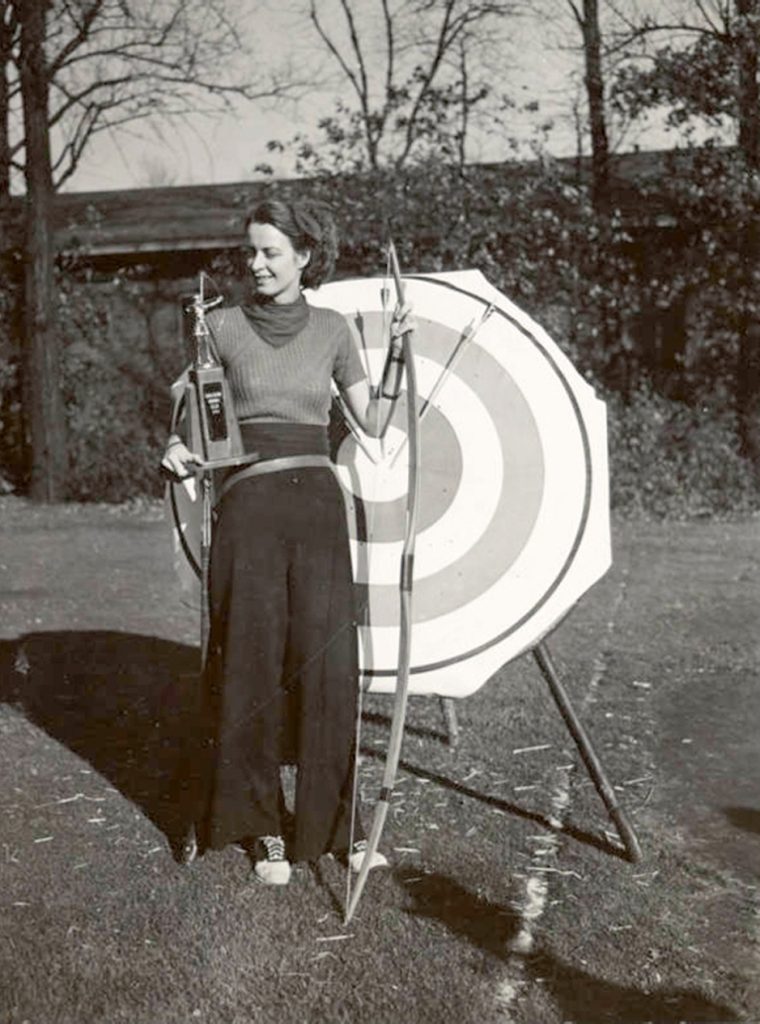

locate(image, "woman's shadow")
[[0, 630, 202, 858]]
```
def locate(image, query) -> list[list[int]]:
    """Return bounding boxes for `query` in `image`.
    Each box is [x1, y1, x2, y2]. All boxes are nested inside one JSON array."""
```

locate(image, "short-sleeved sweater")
[[206, 304, 366, 426]]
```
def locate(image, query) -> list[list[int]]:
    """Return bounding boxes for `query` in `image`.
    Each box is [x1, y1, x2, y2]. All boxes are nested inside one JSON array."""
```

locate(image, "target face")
[[167, 269, 610, 699], [309, 270, 610, 697]]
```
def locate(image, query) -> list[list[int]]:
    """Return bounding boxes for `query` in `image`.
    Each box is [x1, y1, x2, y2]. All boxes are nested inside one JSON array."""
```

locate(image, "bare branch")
[[309, 0, 363, 100], [381, 0, 395, 119], [338, 0, 371, 107], [48, 74, 134, 128], [694, 0, 728, 36], [396, 0, 457, 166], [310, 0, 384, 165], [47, 1, 106, 79], [565, 0, 584, 31]]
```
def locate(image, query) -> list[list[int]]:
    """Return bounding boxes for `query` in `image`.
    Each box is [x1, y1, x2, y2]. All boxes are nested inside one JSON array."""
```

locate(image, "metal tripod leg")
[[439, 696, 460, 748], [533, 640, 643, 863]]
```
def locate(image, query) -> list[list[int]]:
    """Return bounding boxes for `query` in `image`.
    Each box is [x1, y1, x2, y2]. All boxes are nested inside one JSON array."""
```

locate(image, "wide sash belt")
[[215, 454, 335, 506]]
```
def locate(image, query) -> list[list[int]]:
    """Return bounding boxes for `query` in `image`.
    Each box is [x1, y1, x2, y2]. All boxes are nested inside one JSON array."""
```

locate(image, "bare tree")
[[6, 0, 299, 500], [7, 0, 300, 190], [307, 0, 521, 170]]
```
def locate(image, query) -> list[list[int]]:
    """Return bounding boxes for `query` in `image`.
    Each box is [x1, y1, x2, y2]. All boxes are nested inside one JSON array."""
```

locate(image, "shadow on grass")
[[361, 746, 628, 861], [398, 865, 519, 955], [724, 806, 760, 835], [524, 949, 740, 1023], [361, 708, 449, 746], [309, 857, 347, 920], [398, 867, 739, 1022], [0, 630, 201, 858]]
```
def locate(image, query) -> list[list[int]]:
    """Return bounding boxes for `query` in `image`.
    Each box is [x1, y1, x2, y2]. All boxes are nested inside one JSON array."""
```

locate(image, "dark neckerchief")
[[241, 293, 310, 348]]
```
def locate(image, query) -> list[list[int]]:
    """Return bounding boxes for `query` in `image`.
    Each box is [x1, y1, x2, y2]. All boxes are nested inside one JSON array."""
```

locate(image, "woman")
[[162, 196, 410, 885]]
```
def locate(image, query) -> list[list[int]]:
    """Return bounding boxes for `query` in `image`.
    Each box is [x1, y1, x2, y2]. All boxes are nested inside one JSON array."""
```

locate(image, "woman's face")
[[244, 221, 309, 304]]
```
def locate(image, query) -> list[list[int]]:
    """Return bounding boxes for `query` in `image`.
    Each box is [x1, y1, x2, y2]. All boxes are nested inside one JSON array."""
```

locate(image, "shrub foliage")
[[1, 156, 759, 517]]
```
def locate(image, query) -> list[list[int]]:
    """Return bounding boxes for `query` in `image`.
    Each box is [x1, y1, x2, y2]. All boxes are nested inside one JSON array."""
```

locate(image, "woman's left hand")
[[391, 301, 417, 348]]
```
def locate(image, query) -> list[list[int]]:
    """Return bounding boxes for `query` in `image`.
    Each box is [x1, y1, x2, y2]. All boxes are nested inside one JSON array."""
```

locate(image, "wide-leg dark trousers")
[[197, 466, 362, 863]]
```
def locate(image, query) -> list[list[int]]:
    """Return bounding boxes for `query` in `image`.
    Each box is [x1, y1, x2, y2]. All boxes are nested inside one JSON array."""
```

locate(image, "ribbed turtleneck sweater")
[[206, 303, 365, 426]]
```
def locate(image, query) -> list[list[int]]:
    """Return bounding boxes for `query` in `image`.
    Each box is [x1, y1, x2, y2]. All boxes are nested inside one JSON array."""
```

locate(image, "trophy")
[[178, 274, 257, 662], [185, 272, 243, 465]]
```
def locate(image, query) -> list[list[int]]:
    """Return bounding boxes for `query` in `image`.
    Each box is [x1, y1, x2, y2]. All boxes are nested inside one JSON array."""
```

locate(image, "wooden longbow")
[[344, 242, 421, 925]]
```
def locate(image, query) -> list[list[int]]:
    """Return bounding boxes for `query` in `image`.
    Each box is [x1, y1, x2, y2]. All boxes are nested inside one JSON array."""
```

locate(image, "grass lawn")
[[0, 498, 758, 1023]]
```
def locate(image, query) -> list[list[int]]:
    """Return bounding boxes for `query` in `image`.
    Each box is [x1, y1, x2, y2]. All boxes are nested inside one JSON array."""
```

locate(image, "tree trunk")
[[0, 1, 13, 202], [17, 0, 66, 501], [736, 0, 760, 481], [576, 0, 618, 376], [581, 0, 609, 214]]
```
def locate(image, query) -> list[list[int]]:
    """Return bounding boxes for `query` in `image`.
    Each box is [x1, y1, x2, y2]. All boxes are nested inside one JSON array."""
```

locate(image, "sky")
[[58, 1, 688, 195]]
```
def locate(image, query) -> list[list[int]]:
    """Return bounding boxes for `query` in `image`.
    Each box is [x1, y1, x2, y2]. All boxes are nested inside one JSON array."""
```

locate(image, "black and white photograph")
[[0, 1, 758, 1021]]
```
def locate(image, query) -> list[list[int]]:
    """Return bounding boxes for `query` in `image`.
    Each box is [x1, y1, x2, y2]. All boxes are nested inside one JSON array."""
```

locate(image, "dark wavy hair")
[[244, 196, 338, 289]]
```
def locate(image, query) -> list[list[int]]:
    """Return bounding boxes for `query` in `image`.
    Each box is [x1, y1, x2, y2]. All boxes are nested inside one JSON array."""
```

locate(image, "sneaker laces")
[[260, 835, 286, 862]]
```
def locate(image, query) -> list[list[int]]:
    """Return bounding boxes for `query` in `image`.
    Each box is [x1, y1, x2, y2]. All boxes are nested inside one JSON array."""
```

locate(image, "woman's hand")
[[390, 301, 417, 351], [339, 300, 418, 439], [160, 436, 203, 481]]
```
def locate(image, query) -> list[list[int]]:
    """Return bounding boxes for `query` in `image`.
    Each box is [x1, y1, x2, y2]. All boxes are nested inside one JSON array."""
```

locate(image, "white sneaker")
[[254, 835, 291, 886], [347, 839, 389, 873]]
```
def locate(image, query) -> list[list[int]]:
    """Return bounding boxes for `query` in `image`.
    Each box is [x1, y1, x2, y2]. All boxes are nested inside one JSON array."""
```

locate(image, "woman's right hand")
[[160, 438, 203, 480]]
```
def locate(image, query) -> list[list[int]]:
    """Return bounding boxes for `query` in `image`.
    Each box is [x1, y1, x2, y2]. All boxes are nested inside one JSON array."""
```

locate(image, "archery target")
[[308, 270, 611, 697]]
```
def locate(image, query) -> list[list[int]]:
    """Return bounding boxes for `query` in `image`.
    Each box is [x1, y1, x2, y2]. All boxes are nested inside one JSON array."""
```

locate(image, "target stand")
[[532, 641, 642, 861], [427, 642, 640, 862]]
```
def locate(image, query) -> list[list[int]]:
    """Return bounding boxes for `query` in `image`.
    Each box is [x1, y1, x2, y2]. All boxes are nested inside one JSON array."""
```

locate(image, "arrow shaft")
[[331, 383, 379, 465], [419, 304, 494, 422], [388, 304, 494, 469]]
